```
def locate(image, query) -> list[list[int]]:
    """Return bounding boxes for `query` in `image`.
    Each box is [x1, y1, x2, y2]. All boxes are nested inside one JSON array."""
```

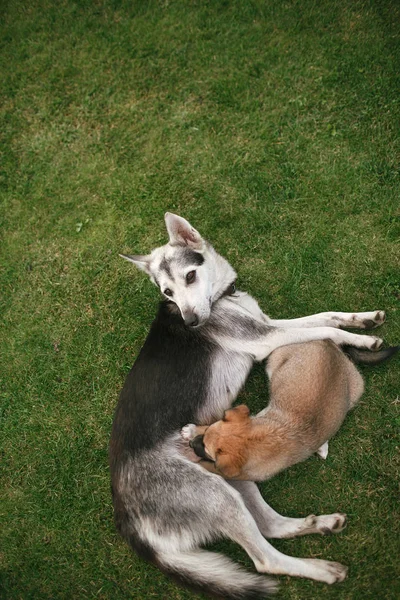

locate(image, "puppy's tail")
[[344, 345, 399, 365], [157, 548, 278, 599]]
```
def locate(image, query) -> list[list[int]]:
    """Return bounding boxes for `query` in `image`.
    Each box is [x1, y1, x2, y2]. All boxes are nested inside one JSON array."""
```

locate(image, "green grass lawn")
[[1, 0, 399, 598]]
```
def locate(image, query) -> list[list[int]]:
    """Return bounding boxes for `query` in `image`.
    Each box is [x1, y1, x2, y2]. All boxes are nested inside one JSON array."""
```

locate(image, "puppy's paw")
[[181, 424, 197, 441], [316, 441, 329, 459]]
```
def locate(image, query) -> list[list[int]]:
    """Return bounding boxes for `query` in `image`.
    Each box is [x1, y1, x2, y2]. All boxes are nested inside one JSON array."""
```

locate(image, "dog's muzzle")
[[189, 435, 212, 461], [184, 313, 199, 327]]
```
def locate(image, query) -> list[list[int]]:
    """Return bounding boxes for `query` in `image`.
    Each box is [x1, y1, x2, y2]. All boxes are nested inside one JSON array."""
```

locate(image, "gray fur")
[[159, 256, 173, 279]]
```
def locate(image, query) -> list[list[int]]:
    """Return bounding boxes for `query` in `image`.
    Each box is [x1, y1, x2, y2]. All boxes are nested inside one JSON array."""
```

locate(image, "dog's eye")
[[164, 288, 173, 297], [186, 270, 196, 284]]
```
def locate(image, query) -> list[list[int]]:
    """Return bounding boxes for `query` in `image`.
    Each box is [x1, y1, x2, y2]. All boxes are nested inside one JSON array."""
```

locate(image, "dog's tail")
[[113, 482, 276, 598], [344, 345, 399, 365], [156, 548, 278, 599]]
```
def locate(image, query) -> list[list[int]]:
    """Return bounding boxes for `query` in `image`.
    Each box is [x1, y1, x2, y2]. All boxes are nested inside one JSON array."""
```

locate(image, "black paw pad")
[[333, 518, 346, 530], [362, 319, 375, 329], [371, 339, 382, 351]]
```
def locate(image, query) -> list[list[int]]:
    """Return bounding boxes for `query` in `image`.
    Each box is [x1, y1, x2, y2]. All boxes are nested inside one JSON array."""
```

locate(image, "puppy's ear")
[[222, 405, 250, 423], [164, 213, 204, 250], [119, 253, 152, 275], [215, 449, 244, 479]]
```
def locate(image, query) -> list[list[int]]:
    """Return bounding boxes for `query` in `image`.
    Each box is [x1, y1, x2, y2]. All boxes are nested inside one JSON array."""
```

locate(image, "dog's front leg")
[[258, 327, 383, 360], [269, 310, 385, 330], [216, 326, 383, 361]]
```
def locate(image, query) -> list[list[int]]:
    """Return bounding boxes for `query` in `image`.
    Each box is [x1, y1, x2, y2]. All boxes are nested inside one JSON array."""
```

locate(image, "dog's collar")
[[222, 281, 236, 297]]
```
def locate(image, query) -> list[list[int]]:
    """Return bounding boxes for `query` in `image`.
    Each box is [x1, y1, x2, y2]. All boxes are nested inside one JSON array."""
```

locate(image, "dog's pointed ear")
[[164, 213, 204, 250], [119, 253, 152, 275], [222, 405, 250, 423]]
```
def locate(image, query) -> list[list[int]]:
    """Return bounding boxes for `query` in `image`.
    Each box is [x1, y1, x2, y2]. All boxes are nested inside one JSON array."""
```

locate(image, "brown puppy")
[[182, 341, 365, 480]]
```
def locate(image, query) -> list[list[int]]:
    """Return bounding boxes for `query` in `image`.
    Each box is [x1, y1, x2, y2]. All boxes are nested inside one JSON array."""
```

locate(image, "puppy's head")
[[194, 405, 251, 478]]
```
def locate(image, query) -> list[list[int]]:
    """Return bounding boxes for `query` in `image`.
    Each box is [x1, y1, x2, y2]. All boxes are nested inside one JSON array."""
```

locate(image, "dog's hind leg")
[[219, 485, 347, 584], [228, 481, 347, 538], [269, 310, 385, 330]]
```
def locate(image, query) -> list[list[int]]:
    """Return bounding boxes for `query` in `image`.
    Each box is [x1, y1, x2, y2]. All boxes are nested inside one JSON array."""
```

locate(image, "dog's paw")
[[356, 335, 384, 351], [181, 424, 197, 441], [362, 310, 386, 329], [306, 513, 347, 535], [370, 336, 383, 351], [306, 559, 348, 584]]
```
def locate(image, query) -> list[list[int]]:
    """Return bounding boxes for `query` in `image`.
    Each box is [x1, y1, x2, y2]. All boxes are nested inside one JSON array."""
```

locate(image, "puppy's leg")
[[181, 424, 208, 441], [317, 441, 329, 459], [269, 310, 385, 330], [228, 481, 347, 538]]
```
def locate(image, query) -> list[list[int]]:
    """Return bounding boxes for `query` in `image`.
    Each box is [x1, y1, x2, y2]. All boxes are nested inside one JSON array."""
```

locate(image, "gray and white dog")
[[110, 213, 386, 599]]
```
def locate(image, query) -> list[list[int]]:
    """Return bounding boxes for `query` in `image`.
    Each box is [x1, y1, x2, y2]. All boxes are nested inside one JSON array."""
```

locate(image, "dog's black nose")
[[185, 314, 199, 327], [190, 435, 208, 459]]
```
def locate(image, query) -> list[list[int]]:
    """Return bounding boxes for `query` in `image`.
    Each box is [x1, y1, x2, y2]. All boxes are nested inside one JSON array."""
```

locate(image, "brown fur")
[[197, 341, 364, 480]]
